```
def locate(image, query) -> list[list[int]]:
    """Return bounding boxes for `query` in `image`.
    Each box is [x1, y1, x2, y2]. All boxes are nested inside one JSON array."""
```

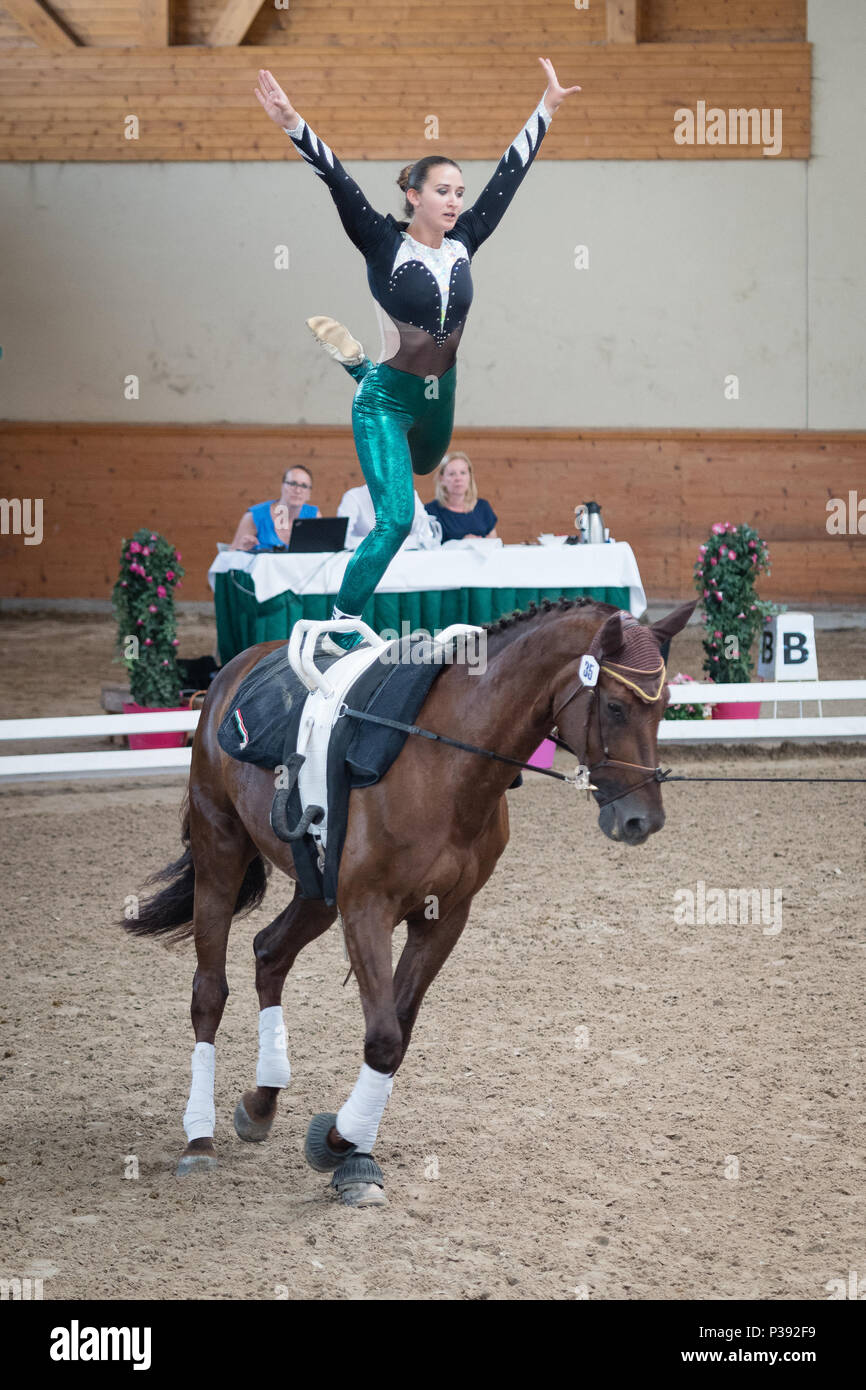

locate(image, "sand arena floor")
[[0, 613, 864, 1300]]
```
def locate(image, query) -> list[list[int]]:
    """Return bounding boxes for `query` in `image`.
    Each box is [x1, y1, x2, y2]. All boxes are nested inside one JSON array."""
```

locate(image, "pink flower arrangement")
[[666, 672, 712, 721], [113, 528, 186, 707], [693, 521, 777, 682]]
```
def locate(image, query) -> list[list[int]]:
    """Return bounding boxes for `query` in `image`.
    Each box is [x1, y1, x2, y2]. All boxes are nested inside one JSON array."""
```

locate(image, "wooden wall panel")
[[1, 426, 862, 606], [242, 1, 605, 51], [0, 0, 807, 52], [0, 42, 810, 161], [643, 1, 806, 44]]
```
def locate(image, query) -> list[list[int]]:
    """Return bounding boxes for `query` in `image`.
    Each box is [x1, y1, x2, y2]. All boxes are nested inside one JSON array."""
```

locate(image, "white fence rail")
[[0, 681, 864, 782], [660, 679, 866, 742]]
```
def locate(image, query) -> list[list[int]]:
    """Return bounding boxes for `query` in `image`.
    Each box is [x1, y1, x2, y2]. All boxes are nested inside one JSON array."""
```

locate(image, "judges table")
[[208, 540, 647, 665]]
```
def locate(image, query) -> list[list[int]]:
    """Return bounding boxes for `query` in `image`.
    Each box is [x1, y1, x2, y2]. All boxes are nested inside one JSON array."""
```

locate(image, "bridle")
[[549, 651, 672, 808], [338, 625, 674, 809]]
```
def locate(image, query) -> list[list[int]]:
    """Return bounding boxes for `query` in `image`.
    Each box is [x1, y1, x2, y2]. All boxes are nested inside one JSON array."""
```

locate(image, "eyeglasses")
[[283, 480, 311, 491]]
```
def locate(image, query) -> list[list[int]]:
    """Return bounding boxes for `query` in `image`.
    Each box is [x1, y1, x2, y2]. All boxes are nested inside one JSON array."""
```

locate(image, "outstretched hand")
[[254, 69, 298, 128], [538, 57, 581, 115]]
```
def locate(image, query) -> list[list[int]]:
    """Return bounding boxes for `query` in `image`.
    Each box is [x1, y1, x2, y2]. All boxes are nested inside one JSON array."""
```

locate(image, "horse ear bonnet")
[[595, 614, 668, 703]]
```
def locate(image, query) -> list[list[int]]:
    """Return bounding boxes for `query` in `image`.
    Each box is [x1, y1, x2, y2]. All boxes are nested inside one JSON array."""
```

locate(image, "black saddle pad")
[[217, 634, 456, 904]]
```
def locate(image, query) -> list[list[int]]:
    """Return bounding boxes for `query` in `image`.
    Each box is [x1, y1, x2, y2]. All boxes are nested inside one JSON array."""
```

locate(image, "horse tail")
[[124, 795, 269, 943]]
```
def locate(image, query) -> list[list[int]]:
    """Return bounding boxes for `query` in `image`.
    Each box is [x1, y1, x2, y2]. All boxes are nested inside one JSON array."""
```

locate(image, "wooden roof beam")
[[3, 0, 78, 48], [139, 0, 170, 47], [204, 0, 269, 48], [606, 0, 641, 44]]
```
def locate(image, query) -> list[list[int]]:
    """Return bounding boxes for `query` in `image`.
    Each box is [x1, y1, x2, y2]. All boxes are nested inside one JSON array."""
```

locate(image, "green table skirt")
[[214, 573, 631, 665]]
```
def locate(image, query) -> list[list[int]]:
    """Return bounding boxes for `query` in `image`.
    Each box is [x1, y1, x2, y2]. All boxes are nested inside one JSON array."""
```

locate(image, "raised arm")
[[452, 57, 581, 258], [255, 69, 389, 260]]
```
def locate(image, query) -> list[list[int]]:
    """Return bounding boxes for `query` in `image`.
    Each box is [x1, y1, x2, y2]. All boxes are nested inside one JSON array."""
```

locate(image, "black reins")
[[338, 703, 594, 787], [338, 669, 667, 808], [339, 676, 866, 800]]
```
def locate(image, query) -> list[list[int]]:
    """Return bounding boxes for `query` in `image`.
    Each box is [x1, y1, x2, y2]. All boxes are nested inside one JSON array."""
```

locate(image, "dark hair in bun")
[[396, 157, 462, 225]]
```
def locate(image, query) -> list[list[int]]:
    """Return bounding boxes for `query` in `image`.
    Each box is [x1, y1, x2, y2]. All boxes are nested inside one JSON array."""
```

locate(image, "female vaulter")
[[255, 61, 581, 650]]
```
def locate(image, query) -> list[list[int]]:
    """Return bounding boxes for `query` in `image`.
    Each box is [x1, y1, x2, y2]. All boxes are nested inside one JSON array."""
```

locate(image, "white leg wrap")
[[182, 1041, 215, 1141], [256, 1005, 292, 1088], [336, 1062, 394, 1153]]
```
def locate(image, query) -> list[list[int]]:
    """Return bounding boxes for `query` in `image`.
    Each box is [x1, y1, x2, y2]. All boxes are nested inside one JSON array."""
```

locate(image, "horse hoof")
[[176, 1146, 218, 1177], [233, 1096, 274, 1143], [305, 1112, 357, 1172], [329, 1153, 386, 1207], [337, 1182, 388, 1208]]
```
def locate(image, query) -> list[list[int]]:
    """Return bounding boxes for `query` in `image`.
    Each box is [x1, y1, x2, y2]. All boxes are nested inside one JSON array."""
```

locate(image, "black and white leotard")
[[282, 99, 552, 378]]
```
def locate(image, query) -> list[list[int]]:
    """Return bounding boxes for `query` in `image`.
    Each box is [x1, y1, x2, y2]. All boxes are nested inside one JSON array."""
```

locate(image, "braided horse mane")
[[481, 595, 594, 649], [482, 596, 667, 701]]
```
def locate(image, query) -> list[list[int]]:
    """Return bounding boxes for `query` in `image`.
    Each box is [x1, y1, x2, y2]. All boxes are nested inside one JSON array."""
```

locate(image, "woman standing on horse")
[[255, 60, 581, 650]]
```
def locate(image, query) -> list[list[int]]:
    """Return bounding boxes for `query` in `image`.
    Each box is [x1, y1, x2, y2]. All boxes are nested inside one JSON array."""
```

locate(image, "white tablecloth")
[[207, 540, 647, 617]]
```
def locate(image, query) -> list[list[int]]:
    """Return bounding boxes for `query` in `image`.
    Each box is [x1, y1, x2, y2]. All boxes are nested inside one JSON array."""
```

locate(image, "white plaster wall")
[[0, 0, 860, 429]]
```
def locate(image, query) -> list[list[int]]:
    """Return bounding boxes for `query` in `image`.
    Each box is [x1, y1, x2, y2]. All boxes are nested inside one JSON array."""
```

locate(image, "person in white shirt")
[[337, 484, 442, 552]]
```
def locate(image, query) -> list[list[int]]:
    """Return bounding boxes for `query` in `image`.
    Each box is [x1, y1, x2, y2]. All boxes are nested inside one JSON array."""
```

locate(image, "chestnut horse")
[[127, 596, 694, 1204]]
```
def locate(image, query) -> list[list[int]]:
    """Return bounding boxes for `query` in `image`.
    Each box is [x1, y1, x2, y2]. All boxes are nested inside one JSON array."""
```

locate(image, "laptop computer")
[[287, 516, 349, 554]]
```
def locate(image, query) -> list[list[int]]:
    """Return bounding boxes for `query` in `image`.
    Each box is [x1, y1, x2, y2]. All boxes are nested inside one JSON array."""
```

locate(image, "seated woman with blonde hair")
[[425, 452, 498, 542]]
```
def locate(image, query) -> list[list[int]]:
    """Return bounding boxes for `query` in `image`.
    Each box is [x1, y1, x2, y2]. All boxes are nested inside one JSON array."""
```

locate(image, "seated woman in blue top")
[[230, 466, 320, 550], [425, 452, 498, 542]]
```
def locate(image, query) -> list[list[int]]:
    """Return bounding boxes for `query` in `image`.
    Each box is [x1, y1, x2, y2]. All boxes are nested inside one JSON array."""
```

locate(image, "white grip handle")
[[288, 618, 385, 696]]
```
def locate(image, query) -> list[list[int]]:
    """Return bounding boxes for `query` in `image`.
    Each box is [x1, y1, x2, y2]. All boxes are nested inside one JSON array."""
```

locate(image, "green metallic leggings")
[[334, 357, 456, 620]]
